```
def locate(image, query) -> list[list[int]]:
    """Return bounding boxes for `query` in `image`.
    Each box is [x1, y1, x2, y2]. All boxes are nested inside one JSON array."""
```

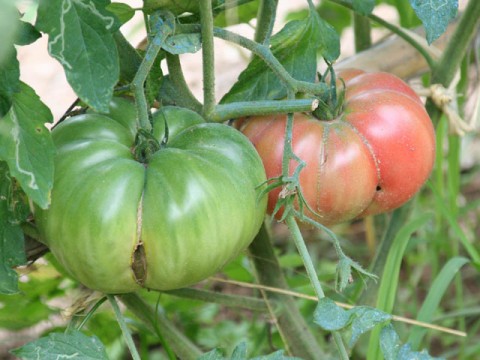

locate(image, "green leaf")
[[36, 0, 119, 112], [0, 162, 26, 295], [0, 82, 54, 209], [316, 2, 352, 35], [163, 33, 202, 54], [106, 2, 135, 24], [313, 297, 392, 347], [197, 348, 225, 360], [15, 20, 42, 46], [11, 330, 109, 360], [407, 256, 469, 349], [367, 213, 433, 360], [409, 0, 458, 44], [0, 49, 20, 117], [380, 324, 443, 360], [0, 272, 61, 328], [0, 0, 19, 65], [214, 0, 259, 27], [231, 342, 247, 359], [221, 11, 339, 103]]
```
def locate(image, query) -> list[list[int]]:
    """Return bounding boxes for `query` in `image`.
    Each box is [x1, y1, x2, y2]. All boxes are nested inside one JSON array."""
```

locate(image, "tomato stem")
[[285, 215, 350, 360], [108, 295, 142, 360], [211, 99, 318, 122], [132, 11, 174, 133], [199, 0, 216, 120], [253, 0, 278, 45], [119, 293, 203, 359], [177, 24, 330, 97]]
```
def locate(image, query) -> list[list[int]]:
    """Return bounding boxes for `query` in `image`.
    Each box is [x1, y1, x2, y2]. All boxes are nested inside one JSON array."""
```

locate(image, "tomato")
[[237, 70, 435, 225], [35, 98, 267, 293]]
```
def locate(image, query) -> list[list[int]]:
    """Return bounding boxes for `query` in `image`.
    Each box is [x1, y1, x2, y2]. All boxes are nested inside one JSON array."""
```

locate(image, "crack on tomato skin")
[[315, 124, 330, 215], [132, 192, 147, 286]]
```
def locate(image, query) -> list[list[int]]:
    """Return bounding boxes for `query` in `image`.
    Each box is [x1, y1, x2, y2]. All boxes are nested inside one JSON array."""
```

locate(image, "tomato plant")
[[237, 70, 436, 225], [35, 98, 267, 293], [2, 0, 479, 359]]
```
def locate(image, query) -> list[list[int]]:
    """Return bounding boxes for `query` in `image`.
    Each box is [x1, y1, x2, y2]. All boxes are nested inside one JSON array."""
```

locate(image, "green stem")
[[285, 215, 349, 359], [108, 295, 142, 360], [177, 24, 329, 96], [132, 31, 168, 132], [199, 0, 216, 119], [431, 0, 480, 86], [253, 0, 278, 44], [248, 223, 326, 358], [353, 13, 371, 52], [165, 53, 203, 113], [211, 99, 318, 122], [330, 0, 436, 69], [285, 216, 324, 298], [164, 288, 268, 312], [119, 293, 203, 360], [77, 297, 108, 331]]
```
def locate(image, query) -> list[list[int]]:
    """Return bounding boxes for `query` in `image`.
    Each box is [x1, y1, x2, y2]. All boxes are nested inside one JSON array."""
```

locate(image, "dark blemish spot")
[[376, 185, 382, 191], [132, 242, 147, 286]]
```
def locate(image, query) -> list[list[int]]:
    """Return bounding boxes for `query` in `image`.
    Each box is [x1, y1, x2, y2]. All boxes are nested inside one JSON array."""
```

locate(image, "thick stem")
[[431, 0, 480, 86], [165, 53, 203, 114], [285, 216, 324, 298], [253, 0, 278, 44], [211, 99, 318, 122], [353, 13, 372, 52], [248, 223, 326, 359], [119, 293, 203, 360], [285, 216, 349, 359], [199, 0, 216, 119], [108, 295, 142, 360], [132, 28, 169, 131]]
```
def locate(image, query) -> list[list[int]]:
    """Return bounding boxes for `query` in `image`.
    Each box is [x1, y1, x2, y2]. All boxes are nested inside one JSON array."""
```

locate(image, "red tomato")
[[236, 70, 435, 225]]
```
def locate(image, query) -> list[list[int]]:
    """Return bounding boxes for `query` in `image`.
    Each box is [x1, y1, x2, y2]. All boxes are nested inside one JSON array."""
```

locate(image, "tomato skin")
[[35, 99, 267, 293], [237, 71, 435, 225]]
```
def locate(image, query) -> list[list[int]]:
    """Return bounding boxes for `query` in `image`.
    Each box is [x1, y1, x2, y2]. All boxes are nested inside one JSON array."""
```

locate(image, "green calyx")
[[312, 68, 346, 121], [134, 129, 161, 164]]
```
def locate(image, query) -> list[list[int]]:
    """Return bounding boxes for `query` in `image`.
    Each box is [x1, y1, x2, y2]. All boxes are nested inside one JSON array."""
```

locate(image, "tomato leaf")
[[0, 0, 19, 65], [36, 0, 119, 112], [0, 82, 54, 209], [409, 0, 458, 44], [163, 33, 202, 54], [106, 2, 135, 24], [214, 0, 259, 27], [0, 162, 26, 295], [0, 49, 20, 117], [221, 11, 339, 103], [380, 324, 443, 360], [0, 270, 61, 328], [15, 20, 42, 46], [313, 297, 392, 347], [198, 342, 302, 359], [10, 330, 109, 360]]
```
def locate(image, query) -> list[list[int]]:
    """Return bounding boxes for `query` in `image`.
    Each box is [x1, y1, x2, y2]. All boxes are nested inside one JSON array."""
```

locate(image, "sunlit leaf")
[[409, 0, 458, 44], [36, 0, 119, 112], [0, 82, 54, 209], [11, 331, 108, 360]]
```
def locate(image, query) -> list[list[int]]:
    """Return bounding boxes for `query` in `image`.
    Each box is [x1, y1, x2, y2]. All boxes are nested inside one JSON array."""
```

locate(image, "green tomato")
[[35, 98, 267, 293]]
